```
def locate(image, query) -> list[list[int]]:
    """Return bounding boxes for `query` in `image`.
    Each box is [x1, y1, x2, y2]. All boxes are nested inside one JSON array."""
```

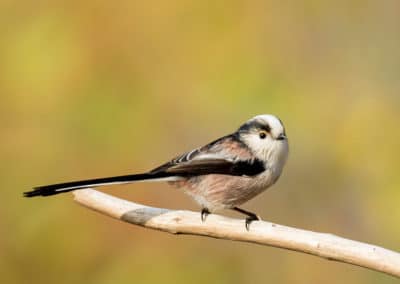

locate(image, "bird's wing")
[[24, 134, 265, 198], [150, 134, 265, 177]]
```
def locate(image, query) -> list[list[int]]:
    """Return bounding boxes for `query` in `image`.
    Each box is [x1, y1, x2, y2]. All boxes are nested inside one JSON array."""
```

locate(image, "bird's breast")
[[174, 168, 278, 211]]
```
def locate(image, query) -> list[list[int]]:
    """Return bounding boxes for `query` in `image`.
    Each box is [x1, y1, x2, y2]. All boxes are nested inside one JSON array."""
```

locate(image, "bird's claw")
[[201, 208, 210, 222], [245, 215, 260, 231]]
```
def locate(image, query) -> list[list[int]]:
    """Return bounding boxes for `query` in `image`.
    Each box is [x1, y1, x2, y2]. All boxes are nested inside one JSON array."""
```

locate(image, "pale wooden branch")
[[73, 189, 400, 278]]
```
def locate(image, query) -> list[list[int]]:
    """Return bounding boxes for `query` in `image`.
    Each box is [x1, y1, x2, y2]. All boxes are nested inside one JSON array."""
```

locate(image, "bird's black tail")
[[24, 172, 174, 198]]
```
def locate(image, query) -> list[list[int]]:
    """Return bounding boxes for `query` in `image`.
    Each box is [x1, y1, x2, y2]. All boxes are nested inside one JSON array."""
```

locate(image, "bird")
[[24, 114, 289, 230]]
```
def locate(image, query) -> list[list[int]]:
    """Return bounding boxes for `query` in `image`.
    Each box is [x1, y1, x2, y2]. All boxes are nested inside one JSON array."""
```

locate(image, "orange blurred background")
[[1, 1, 400, 283]]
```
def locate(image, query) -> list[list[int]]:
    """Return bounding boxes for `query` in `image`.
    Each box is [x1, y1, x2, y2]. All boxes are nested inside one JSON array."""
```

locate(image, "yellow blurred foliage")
[[1, 1, 399, 283]]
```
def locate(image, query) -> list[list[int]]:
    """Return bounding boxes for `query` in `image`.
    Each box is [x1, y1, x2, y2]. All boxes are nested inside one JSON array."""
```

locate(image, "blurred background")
[[1, 1, 400, 283]]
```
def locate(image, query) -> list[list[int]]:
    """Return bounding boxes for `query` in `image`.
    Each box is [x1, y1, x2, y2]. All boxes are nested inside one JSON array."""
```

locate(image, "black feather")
[[23, 172, 172, 198], [164, 158, 264, 177], [25, 133, 265, 198]]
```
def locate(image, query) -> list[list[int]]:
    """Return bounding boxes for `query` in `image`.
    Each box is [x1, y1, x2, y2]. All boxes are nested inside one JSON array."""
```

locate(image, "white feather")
[[53, 176, 184, 192]]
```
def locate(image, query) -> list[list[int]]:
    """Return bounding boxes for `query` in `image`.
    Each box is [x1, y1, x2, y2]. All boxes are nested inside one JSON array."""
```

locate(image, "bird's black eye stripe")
[[263, 124, 271, 133], [238, 121, 271, 133]]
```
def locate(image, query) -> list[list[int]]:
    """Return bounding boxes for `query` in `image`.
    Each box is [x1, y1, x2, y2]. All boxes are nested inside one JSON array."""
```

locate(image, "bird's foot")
[[245, 214, 260, 231], [201, 208, 210, 222], [232, 207, 260, 231]]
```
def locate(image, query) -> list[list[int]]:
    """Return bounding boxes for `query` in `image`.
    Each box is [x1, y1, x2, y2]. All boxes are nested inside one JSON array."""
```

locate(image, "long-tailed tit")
[[24, 114, 289, 230]]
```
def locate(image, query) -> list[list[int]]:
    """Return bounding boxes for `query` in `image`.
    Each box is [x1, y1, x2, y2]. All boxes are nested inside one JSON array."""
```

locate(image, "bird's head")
[[238, 114, 288, 163]]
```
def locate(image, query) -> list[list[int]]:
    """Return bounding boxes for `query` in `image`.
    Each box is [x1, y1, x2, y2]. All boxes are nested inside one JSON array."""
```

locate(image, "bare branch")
[[73, 189, 400, 278]]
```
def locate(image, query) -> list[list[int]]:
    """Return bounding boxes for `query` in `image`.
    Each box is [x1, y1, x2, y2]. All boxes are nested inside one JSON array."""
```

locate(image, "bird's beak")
[[277, 133, 287, 141]]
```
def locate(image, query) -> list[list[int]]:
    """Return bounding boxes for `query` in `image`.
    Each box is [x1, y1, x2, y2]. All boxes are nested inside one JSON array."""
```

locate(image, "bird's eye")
[[259, 131, 267, 139]]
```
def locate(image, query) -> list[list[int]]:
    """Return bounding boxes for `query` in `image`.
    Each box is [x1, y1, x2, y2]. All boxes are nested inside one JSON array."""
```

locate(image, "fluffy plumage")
[[24, 114, 289, 229]]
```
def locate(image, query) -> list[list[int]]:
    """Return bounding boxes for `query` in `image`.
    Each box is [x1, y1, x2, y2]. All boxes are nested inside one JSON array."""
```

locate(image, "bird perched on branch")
[[24, 114, 289, 230]]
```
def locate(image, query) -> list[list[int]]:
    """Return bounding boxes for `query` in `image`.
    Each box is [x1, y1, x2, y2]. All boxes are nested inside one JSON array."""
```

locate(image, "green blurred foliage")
[[1, 1, 399, 283]]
